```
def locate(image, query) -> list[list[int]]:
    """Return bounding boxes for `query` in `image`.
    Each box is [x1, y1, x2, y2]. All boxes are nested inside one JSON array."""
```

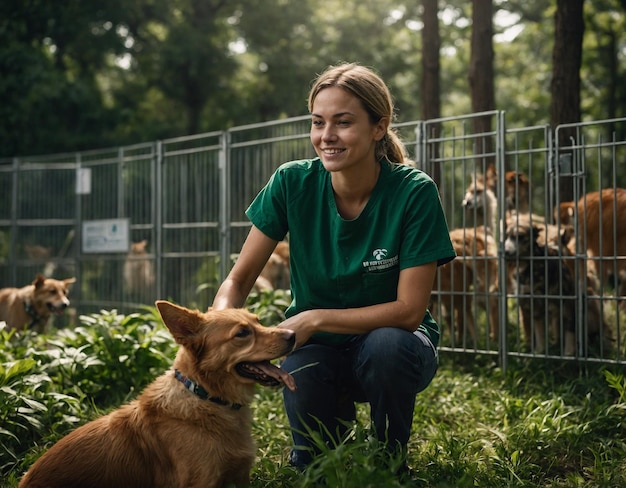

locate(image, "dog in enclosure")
[[462, 163, 498, 232], [123, 240, 156, 302], [504, 170, 531, 215], [462, 165, 544, 236], [461, 163, 549, 287], [434, 226, 499, 344], [557, 188, 626, 307], [504, 217, 578, 355], [558, 224, 613, 351], [0, 274, 76, 332], [503, 170, 550, 232], [253, 240, 290, 292], [19, 301, 297, 488]]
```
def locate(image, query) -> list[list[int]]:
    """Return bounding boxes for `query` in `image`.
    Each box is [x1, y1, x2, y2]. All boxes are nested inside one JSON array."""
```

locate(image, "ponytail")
[[377, 130, 411, 166]]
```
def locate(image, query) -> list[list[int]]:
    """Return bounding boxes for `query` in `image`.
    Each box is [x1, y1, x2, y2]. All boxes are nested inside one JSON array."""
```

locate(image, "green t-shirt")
[[246, 157, 456, 347]]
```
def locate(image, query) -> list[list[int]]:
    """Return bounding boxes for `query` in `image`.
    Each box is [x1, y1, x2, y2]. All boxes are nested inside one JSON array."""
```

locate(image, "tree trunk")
[[551, 0, 585, 204], [421, 0, 442, 183], [468, 0, 495, 165]]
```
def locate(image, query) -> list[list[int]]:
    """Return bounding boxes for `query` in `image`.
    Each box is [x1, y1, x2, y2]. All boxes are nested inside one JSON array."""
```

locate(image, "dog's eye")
[[234, 328, 251, 339]]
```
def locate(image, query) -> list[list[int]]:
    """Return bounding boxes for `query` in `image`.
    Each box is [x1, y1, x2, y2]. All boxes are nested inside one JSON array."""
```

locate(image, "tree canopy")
[[0, 0, 624, 158]]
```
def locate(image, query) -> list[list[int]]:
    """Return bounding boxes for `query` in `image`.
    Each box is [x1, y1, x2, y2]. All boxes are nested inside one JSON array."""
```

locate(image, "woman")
[[212, 62, 455, 471]]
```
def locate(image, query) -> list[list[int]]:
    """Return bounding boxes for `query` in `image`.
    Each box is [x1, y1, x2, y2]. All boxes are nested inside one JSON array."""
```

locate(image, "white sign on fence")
[[82, 219, 129, 253], [76, 168, 92, 195]]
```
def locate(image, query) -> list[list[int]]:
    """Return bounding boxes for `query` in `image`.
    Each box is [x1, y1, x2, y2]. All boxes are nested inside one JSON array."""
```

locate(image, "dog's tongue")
[[252, 361, 297, 392]]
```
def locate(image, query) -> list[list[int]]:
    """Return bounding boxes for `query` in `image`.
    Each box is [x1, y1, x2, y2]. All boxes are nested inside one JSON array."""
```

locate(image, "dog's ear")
[[33, 274, 46, 288], [64, 277, 77, 286], [155, 300, 202, 342]]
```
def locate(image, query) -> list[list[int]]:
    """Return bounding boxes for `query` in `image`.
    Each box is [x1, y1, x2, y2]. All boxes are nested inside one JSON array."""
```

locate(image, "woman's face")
[[310, 86, 387, 174]]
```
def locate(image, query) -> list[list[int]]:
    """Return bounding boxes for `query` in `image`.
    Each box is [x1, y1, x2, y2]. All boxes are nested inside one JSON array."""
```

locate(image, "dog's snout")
[[504, 234, 524, 257], [503, 238, 515, 256]]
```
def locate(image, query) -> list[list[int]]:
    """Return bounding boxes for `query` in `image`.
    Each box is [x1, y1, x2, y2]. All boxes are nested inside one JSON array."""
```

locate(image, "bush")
[[0, 307, 175, 481]]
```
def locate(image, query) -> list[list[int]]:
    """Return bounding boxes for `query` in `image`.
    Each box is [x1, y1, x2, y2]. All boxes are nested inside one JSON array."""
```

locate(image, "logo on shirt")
[[362, 248, 398, 272], [372, 248, 387, 260]]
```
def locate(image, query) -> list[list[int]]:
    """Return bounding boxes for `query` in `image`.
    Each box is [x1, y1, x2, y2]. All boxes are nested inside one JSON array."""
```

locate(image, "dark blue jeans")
[[282, 327, 438, 469]]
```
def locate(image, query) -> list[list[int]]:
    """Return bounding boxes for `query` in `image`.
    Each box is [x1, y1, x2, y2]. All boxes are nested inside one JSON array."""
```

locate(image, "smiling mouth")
[[47, 303, 68, 315], [235, 361, 296, 391], [236, 361, 279, 385]]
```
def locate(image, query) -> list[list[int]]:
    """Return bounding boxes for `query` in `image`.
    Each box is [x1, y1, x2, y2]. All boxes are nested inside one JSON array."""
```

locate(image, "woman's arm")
[[212, 225, 279, 310], [277, 261, 437, 347]]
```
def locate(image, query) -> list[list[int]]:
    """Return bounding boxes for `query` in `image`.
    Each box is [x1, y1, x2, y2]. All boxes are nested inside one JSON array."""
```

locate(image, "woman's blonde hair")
[[308, 62, 410, 165]]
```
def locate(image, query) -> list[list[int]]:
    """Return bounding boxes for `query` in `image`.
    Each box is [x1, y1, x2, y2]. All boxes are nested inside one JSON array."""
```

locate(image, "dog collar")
[[23, 301, 42, 328], [174, 369, 243, 410]]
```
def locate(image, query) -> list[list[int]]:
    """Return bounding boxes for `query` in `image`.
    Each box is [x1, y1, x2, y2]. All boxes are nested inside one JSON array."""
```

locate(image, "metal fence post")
[[155, 140, 163, 302], [8, 157, 19, 284], [495, 111, 508, 372], [219, 131, 230, 284]]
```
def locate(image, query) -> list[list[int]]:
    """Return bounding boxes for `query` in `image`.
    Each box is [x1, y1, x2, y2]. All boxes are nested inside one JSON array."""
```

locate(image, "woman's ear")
[[374, 117, 390, 141]]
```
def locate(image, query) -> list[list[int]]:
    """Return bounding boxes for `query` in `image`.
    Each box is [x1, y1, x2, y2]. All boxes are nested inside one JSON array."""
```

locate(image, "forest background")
[[0, 0, 624, 160]]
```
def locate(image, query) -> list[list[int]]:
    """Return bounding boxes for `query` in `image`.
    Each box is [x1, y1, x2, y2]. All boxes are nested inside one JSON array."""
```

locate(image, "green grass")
[[247, 355, 626, 487], [2, 294, 626, 487]]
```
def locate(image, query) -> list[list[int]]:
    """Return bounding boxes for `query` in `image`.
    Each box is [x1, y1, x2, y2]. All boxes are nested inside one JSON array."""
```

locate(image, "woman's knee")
[[359, 328, 416, 363], [355, 328, 433, 385]]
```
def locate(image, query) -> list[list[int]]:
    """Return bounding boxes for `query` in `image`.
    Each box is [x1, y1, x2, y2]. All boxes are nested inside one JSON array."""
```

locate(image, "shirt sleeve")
[[399, 176, 456, 269], [245, 168, 289, 241]]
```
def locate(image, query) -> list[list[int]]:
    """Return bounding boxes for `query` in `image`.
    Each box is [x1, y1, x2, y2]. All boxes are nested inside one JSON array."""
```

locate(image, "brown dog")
[[0, 274, 76, 332], [504, 170, 530, 215], [19, 301, 296, 488], [557, 188, 626, 304], [435, 225, 498, 345]]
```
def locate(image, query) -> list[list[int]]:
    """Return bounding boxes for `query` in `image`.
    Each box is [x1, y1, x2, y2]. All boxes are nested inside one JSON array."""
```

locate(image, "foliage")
[[1, 1, 624, 158], [0, 308, 174, 481], [245, 288, 292, 326], [2, 303, 626, 487]]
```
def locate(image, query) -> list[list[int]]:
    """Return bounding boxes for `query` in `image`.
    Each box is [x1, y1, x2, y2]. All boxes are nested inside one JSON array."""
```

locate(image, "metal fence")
[[1, 113, 625, 366]]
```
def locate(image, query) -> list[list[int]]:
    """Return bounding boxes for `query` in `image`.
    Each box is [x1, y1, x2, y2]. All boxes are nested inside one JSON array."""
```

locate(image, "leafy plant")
[[0, 308, 175, 480], [3, 307, 626, 487], [246, 288, 291, 326], [39, 308, 175, 406]]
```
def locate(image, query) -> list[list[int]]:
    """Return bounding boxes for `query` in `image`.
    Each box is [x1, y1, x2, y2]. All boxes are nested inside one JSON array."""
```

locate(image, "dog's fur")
[[253, 240, 290, 292], [19, 301, 296, 488], [504, 170, 530, 215], [504, 217, 578, 355], [557, 188, 626, 305], [0, 274, 76, 332], [462, 164, 498, 232], [503, 170, 548, 230], [558, 225, 613, 351], [435, 226, 498, 344]]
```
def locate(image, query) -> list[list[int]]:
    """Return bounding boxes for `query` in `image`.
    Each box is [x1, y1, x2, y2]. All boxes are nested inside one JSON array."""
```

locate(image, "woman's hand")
[[277, 310, 318, 348]]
